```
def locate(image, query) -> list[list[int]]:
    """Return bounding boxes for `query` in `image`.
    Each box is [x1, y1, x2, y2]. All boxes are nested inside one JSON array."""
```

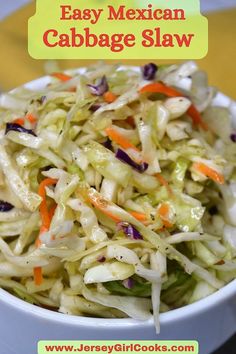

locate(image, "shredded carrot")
[[87, 191, 149, 224], [34, 179, 57, 286], [139, 82, 208, 130], [34, 226, 46, 285], [129, 211, 147, 222], [155, 173, 172, 196], [215, 259, 225, 265], [35, 238, 42, 248], [68, 87, 76, 92], [192, 162, 225, 185], [105, 126, 139, 151], [100, 209, 121, 222], [161, 219, 173, 229], [13, 114, 37, 126], [158, 203, 169, 216], [13, 118, 25, 126], [156, 227, 165, 232], [51, 72, 72, 82], [34, 267, 43, 286], [38, 178, 58, 229], [94, 205, 121, 222], [158, 203, 173, 228], [103, 91, 117, 103], [139, 82, 181, 97], [88, 194, 121, 223], [26, 113, 37, 124], [187, 105, 208, 131], [39, 225, 49, 234], [34, 228, 44, 284]]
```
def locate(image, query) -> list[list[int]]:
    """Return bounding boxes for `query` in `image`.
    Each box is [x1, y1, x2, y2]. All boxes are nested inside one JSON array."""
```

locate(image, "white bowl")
[[0, 70, 236, 354]]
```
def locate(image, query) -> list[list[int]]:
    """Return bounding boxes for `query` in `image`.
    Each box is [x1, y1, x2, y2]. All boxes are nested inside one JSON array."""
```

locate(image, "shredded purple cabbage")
[[230, 133, 236, 143], [0, 201, 14, 212], [142, 63, 158, 80], [122, 278, 134, 289], [40, 96, 47, 104], [36, 96, 46, 104], [89, 104, 101, 112], [5, 123, 37, 137], [88, 76, 109, 96], [117, 222, 143, 240], [97, 255, 106, 263], [42, 165, 54, 172], [102, 138, 113, 150], [115, 148, 148, 173]]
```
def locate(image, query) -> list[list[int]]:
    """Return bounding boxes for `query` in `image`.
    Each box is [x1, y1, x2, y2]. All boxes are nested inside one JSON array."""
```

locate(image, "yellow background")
[[0, 2, 235, 99]]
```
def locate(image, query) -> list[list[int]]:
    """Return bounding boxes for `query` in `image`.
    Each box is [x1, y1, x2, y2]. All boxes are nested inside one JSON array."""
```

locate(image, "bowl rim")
[[2, 67, 236, 328], [0, 279, 235, 327]]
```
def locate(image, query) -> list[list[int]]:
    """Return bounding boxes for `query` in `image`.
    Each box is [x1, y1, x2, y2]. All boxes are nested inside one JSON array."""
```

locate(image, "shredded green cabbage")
[[0, 62, 235, 334]]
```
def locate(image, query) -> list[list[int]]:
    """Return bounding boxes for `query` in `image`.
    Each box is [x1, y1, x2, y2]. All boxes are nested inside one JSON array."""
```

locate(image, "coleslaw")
[[0, 61, 235, 333]]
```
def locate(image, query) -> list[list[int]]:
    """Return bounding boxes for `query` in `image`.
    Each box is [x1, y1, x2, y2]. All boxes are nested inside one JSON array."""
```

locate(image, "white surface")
[[0, 0, 236, 20]]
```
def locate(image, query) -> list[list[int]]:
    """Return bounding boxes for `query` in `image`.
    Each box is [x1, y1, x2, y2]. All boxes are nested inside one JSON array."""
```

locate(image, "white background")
[[0, 0, 236, 20]]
